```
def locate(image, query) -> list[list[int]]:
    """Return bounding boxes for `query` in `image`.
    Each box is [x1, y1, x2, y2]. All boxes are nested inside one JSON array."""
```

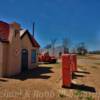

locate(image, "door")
[[21, 49, 28, 72]]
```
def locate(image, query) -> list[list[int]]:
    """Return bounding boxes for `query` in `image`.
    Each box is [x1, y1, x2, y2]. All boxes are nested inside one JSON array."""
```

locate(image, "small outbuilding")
[[0, 21, 40, 77]]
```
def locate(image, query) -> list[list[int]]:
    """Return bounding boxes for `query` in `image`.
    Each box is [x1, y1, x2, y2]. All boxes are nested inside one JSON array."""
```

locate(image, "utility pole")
[[33, 22, 35, 37]]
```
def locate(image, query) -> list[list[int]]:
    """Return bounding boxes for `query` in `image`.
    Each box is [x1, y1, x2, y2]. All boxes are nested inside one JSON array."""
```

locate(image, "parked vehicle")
[[38, 52, 57, 63]]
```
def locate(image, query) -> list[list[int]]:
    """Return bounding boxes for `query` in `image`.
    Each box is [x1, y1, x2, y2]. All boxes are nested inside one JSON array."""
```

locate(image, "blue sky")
[[0, 0, 100, 50]]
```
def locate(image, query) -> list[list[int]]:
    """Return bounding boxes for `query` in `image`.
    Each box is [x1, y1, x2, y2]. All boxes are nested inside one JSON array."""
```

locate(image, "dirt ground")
[[0, 54, 100, 100]]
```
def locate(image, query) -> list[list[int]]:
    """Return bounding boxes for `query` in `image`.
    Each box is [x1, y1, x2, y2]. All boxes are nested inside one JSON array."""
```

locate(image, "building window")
[[31, 50, 36, 63]]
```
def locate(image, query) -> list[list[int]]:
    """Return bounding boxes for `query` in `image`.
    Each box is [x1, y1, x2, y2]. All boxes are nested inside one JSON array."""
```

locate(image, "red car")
[[38, 53, 57, 63]]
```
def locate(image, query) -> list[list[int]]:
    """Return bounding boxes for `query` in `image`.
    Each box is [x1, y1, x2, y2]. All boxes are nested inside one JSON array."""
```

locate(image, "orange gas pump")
[[62, 54, 72, 88]]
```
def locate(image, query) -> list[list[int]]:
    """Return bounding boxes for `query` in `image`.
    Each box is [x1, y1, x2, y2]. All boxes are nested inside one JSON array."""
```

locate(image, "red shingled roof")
[[0, 21, 9, 42], [0, 21, 40, 48]]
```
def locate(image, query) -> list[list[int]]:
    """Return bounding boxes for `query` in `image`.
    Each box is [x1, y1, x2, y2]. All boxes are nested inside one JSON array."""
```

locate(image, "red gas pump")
[[62, 54, 72, 88], [70, 54, 77, 72]]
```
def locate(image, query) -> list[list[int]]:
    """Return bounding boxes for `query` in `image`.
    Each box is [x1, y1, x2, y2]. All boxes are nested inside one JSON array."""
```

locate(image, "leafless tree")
[[76, 42, 88, 55], [51, 38, 57, 56], [62, 38, 70, 53]]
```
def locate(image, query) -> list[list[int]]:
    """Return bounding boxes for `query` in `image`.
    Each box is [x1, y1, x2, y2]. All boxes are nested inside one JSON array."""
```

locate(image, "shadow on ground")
[[7, 66, 54, 81], [72, 70, 90, 79], [71, 83, 96, 92], [72, 73, 85, 79], [76, 71, 90, 74], [0, 79, 8, 82], [63, 83, 96, 93], [63, 70, 96, 93]]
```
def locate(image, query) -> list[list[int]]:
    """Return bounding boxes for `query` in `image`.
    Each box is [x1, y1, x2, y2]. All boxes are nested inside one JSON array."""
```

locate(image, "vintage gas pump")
[[70, 54, 77, 72], [62, 54, 72, 88]]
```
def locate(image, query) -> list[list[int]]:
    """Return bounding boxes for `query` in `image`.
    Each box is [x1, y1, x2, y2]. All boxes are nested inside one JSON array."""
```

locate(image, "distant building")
[[0, 21, 40, 77]]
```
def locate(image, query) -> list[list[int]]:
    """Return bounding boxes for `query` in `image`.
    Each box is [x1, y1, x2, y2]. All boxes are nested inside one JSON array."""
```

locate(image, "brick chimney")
[[10, 22, 21, 30]]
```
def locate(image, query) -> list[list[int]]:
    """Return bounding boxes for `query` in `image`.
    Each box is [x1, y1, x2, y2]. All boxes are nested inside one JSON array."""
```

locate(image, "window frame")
[[31, 50, 37, 64]]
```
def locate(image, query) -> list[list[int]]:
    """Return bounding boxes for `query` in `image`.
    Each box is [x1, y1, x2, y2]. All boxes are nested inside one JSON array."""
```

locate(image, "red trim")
[[21, 30, 40, 48], [30, 36, 40, 48]]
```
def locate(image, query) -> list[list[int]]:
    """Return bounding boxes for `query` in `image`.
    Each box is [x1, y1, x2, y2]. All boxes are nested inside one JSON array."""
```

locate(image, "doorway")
[[21, 49, 28, 72]]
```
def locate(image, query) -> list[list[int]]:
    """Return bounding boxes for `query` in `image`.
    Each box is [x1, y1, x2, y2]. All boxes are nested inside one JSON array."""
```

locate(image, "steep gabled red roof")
[[0, 21, 9, 42], [20, 30, 40, 48], [30, 36, 40, 48]]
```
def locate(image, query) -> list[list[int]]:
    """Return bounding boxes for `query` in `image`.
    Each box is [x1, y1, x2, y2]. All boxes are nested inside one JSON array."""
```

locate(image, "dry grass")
[[95, 63, 100, 65], [0, 54, 100, 100]]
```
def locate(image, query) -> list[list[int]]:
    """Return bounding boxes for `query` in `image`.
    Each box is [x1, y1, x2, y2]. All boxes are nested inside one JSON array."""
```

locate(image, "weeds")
[[75, 90, 84, 100], [74, 90, 95, 100], [78, 65, 84, 68], [59, 93, 66, 98], [91, 66, 98, 69], [95, 63, 100, 65], [85, 96, 94, 100]]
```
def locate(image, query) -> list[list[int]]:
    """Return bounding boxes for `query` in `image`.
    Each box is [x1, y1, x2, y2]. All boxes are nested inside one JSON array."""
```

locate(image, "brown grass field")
[[0, 54, 100, 100]]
